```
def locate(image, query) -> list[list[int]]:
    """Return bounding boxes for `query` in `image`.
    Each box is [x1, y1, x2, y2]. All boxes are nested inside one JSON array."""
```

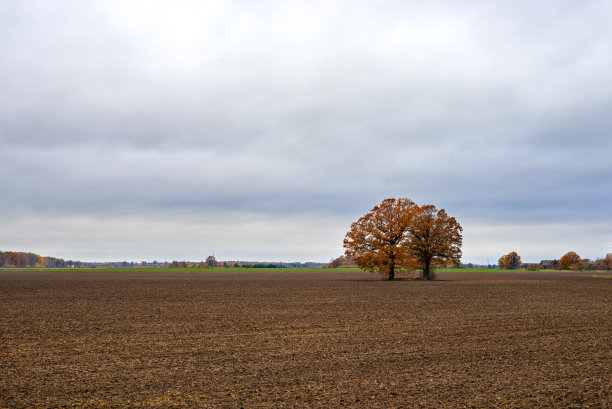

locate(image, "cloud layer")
[[2, 1, 611, 262]]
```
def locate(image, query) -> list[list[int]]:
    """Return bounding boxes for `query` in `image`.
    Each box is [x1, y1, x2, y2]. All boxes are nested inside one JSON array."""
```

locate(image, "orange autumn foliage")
[[407, 205, 463, 280], [344, 198, 419, 280], [560, 251, 582, 270], [343, 198, 462, 280]]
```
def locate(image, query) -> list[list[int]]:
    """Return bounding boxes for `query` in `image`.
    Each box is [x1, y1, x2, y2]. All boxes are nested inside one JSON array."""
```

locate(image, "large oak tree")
[[407, 204, 463, 280], [344, 198, 462, 280], [343, 198, 419, 280]]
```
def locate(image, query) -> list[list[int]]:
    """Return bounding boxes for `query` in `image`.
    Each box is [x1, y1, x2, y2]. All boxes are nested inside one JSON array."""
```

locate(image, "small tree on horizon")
[[560, 251, 582, 270], [206, 255, 217, 268], [499, 251, 522, 269]]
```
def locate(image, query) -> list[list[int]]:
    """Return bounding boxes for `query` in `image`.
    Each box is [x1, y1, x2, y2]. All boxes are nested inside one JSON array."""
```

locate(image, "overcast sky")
[[1, 1, 611, 263]]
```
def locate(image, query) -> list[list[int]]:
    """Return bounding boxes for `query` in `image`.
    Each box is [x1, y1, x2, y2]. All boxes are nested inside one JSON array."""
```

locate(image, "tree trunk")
[[423, 260, 431, 280], [388, 263, 395, 280]]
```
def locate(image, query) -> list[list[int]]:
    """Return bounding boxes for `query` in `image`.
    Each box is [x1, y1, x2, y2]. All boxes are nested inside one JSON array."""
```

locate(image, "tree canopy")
[[407, 205, 463, 280], [499, 251, 522, 269], [344, 198, 419, 280], [206, 255, 217, 268], [560, 251, 582, 270], [343, 198, 462, 280]]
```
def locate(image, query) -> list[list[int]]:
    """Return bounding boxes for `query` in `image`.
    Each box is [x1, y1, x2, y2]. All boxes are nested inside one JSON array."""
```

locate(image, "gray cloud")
[[1, 1, 611, 261]]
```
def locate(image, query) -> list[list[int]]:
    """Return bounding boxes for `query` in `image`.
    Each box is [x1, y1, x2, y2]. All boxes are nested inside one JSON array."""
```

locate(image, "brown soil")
[[1, 269, 610, 408]]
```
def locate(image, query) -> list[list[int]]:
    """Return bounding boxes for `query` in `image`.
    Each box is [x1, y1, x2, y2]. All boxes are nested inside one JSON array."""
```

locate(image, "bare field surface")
[[1, 269, 610, 408]]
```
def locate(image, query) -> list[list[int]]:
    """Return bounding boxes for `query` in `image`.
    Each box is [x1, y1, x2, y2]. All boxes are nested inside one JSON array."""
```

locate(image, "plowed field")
[[1, 269, 610, 408]]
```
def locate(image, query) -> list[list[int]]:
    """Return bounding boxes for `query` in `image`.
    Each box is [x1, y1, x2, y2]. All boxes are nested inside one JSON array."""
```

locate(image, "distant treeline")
[[498, 251, 612, 271], [323, 255, 359, 268], [533, 253, 612, 271], [0, 251, 324, 269], [0, 250, 82, 268]]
